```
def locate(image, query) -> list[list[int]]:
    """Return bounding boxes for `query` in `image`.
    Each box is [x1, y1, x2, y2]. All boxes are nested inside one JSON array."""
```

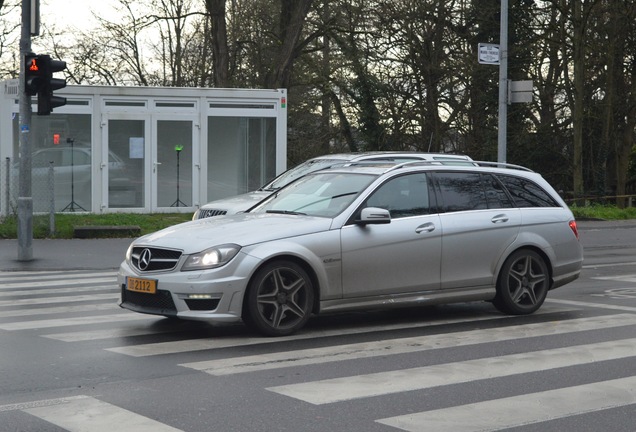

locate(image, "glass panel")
[[12, 114, 92, 212], [108, 119, 145, 208], [207, 117, 276, 202], [156, 120, 193, 207], [365, 173, 430, 218], [435, 172, 488, 212]]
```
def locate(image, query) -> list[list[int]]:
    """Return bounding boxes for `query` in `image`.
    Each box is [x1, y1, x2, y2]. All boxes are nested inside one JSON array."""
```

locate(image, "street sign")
[[478, 43, 500, 65], [509, 80, 533, 103]]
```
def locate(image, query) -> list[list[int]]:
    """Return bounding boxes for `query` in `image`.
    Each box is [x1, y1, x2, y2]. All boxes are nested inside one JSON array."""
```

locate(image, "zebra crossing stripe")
[[179, 313, 636, 375], [0, 293, 118, 307], [267, 337, 636, 404], [105, 311, 539, 357], [546, 298, 636, 312], [22, 396, 183, 432], [0, 271, 116, 283], [0, 285, 116, 298], [44, 325, 180, 342], [376, 376, 636, 432], [0, 277, 116, 290], [0, 303, 119, 318], [0, 313, 154, 330]]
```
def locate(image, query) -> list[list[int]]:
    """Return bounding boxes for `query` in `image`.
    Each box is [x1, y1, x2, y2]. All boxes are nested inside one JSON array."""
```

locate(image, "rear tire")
[[493, 249, 549, 315], [243, 260, 314, 336]]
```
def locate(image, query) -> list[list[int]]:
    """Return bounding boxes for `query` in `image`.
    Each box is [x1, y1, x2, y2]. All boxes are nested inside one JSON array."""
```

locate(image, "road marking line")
[[376, 376, 636, 432], [0, 395, 89, 413], [0, 313, 154, 330], [547, 298, 636, 312], [582, 261, 636, 269], [268, 337, 636, 404], [0, 271, 116, 282], [0, 285, 116, 298], [0, 293, 118, 307], [0, 303, 119, 318], [43, 325, 180, 342], [0, 277, 116, 290], [23, 396, 183, 432], [180, 313, 636, 375], [105, 310, 543, 357]]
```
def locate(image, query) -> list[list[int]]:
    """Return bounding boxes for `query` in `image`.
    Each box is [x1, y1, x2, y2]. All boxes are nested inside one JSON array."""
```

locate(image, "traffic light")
[[23, 53, 67, 115], [24, 52, 42, 96]]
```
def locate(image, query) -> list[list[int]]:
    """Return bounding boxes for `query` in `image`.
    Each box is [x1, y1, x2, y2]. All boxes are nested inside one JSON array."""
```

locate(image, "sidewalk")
[[0, 238, 133, 271]]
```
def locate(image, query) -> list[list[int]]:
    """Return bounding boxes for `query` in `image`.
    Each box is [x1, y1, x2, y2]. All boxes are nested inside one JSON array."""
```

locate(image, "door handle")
[[415, 222, 436, 233], [491, 214, 509, 223]]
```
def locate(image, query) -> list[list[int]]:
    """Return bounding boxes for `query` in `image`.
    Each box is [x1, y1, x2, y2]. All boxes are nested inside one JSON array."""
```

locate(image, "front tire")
[[493, 249, 549, 315], [243, 260, 314, 336]]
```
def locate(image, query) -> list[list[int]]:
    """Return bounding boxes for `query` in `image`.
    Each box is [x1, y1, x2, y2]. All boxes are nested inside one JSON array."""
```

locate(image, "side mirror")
[[356, 207, 391, 225]]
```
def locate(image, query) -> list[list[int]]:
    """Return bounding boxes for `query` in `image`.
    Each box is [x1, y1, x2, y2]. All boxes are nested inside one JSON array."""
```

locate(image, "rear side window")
[[435, 172, 487, 212], [483, 174, 514, 208], [497, 175, 559, 208]]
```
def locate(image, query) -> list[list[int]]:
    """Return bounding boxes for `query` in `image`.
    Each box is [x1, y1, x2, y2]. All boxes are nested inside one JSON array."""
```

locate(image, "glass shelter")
[[0, 81, 287, 215]]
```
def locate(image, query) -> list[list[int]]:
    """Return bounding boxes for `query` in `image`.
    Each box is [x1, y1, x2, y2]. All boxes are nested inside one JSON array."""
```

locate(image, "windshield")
[[252, 172, 377, 218], [260, 158, 348, 191]]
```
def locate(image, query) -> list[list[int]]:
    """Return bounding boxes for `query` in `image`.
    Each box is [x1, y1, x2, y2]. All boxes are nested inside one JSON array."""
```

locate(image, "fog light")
[[188, 294, 213, 299]]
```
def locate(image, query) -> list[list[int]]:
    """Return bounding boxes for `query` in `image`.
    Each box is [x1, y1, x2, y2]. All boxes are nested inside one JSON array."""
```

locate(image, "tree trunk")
[[205, 0, 229, 87], [264, 0, 314, 89]]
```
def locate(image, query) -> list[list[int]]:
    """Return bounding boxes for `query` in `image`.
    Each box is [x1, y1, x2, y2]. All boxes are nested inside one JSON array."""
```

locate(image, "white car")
[[119, 160, 583, 336], [193, 152, 474, 219]]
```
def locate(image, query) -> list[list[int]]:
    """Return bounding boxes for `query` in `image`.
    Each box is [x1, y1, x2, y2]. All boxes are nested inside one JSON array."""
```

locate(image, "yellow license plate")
[[127, 277, 157, 294]]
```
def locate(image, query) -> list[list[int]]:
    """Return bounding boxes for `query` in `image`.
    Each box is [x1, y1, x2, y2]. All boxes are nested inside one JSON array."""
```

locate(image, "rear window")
[[496, 175, 559, 208]]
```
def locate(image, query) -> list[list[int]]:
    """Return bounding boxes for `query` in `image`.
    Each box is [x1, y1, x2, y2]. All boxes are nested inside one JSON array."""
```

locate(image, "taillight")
[[569, 220, 579, 240]]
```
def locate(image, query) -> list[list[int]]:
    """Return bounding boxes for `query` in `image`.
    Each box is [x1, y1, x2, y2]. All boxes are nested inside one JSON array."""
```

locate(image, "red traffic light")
[[28, 58, 39, 72], [23, 53, 68, 115]]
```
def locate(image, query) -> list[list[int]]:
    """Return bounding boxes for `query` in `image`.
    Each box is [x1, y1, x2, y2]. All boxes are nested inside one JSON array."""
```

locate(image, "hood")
[[198, 191, 271, 215], [135, 213, 333, 253]]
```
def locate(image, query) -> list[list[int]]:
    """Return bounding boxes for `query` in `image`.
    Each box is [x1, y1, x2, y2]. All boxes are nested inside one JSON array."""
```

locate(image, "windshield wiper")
[[292, 192, 358, 212], [266, 209, 306, 215]]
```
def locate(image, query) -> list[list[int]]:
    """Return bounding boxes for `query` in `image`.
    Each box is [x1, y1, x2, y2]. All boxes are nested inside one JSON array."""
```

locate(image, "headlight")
[[181, 244, 241, 271], [192, 209, 200, 220]]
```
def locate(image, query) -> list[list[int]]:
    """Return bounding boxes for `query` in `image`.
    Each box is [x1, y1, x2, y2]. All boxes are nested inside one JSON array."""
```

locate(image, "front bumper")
[[117, 254, 257, 323]]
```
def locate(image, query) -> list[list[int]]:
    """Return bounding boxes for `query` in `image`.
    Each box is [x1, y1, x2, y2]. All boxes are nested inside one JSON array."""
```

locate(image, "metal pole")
[[497, 0, 509, 164], [18, 0, 34, 261], [48, 161, 55, 235], [4, 157, 10, 217]]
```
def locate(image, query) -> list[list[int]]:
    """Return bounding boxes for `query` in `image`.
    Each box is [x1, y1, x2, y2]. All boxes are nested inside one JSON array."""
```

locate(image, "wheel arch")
[[496, 244, 554, 289], [241, 253, 322, 316]]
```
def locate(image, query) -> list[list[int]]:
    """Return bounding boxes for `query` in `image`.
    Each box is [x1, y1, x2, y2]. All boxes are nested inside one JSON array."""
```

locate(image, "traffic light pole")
[[18, 0, 34, 261]]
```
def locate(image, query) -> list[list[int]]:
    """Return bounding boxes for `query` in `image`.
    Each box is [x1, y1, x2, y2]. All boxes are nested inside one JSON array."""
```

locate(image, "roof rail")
[[471, 161, 534, 172], [338, 159, 534, 173]]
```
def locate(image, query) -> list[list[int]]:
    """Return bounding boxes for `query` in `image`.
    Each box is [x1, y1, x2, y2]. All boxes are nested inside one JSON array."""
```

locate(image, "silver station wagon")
[[119, 161, 583, 336]]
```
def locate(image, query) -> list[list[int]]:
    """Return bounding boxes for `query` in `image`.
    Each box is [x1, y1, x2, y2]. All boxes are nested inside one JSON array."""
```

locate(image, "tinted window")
[[435, 172, 487, 212], [497, 175, 559, 208], [365, 173, 430, 218], [483, 174, 514, 209]]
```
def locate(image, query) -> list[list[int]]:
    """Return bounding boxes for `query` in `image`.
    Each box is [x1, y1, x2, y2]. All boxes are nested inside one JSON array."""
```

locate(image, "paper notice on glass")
[[129, 137, 144, 159]]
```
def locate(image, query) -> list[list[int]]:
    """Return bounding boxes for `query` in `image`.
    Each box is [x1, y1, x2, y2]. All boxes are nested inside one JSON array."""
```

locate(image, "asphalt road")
[[0, 219, 635, 431]]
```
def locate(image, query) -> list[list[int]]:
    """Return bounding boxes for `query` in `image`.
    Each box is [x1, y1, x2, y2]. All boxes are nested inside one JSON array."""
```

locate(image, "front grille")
[[131, 247, 182, 272], [198, 208, 227, 219], [121, 285, 177, 315], [184, 298, 220, 311]]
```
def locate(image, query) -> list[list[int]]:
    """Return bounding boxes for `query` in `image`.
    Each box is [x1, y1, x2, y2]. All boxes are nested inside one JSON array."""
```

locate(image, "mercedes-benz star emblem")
[[139, 248, 152, 271]]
